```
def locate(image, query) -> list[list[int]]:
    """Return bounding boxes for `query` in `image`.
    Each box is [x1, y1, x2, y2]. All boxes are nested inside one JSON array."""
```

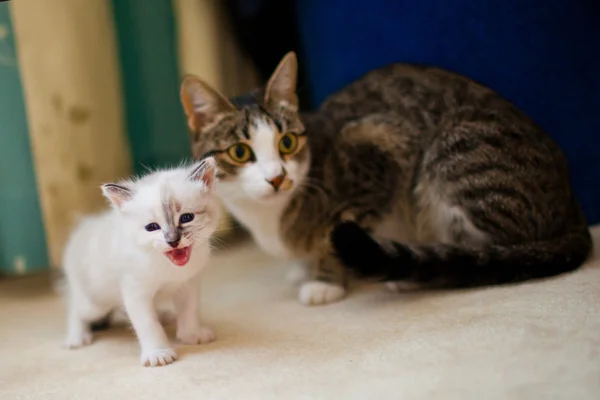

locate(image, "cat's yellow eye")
[[278, 133, 298, 154], [227, 143, 254, 163]]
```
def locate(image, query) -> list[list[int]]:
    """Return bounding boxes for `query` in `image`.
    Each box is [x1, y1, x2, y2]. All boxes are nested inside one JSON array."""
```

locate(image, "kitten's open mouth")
[[165, 246, 192, 267]]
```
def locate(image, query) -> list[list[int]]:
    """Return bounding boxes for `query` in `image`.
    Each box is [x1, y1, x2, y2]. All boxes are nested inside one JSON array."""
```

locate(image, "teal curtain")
[[111, 0, 191, 174], [0, 4, 49, 275]]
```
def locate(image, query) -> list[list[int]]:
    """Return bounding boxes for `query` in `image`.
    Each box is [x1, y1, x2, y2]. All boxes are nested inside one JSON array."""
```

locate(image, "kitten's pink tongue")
[[165, 246, 192, 267]]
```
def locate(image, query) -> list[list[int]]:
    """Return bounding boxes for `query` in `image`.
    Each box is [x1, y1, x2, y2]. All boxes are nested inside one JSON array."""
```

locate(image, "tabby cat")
[[180, 52, 592, 306]]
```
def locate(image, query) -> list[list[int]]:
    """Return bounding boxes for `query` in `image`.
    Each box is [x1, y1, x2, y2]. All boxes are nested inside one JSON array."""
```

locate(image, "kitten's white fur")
[[62, 159, 220, 367]]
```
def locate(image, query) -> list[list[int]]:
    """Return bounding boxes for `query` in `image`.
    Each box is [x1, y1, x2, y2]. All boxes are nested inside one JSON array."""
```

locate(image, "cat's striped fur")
[[180, 52, 592, 304]]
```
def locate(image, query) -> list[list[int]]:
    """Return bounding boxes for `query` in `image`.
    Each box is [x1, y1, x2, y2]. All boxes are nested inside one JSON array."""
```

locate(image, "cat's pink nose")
[[267, 173, 286, 191], [168, 239, 180, 248]]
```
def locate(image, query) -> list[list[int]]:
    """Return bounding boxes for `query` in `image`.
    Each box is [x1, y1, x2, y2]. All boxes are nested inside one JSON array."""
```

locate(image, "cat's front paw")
[[141, 348, 178, 367], [64, 331, 93, 349], [299, 281, 346, 306], [177, 326, 215, 345]]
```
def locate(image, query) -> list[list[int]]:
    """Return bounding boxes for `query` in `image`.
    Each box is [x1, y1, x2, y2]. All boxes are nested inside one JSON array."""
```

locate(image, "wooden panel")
[[10, 0, 131, 269], [173, 0, 259, 96]]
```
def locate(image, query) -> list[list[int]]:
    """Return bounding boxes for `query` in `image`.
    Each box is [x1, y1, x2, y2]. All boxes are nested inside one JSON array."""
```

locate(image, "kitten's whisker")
[[210, 236, 230, 250]]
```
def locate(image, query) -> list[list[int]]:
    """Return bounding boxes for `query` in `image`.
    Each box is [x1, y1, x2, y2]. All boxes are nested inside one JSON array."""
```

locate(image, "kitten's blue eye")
[[145, 222, 160, 232], [179, 213, 194, 224]]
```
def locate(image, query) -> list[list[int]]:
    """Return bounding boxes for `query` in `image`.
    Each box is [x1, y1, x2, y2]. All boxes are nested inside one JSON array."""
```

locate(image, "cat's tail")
[[330, 222, 593, 288]]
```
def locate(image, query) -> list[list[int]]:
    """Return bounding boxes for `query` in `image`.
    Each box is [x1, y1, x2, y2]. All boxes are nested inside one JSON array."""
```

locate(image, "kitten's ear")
[[189, 157, 217, 189], [101, 183, 133, 208], [264, 52, 299, 109], [180, 76, 236, 132]]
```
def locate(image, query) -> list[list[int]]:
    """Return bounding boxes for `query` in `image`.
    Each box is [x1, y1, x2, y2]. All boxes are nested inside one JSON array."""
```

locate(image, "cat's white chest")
[[222, 198, 293, 259]]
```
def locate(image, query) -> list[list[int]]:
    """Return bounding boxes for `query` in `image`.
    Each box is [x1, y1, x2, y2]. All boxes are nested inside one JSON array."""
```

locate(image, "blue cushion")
[[295, 0, 600, 224]]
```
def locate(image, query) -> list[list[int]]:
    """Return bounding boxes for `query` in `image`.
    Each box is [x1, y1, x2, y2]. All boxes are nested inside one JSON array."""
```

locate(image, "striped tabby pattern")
[[180, 52, 592, 304]]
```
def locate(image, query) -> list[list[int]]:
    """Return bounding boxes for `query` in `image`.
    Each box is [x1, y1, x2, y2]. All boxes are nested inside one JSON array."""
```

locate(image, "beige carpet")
[[1, 228, 599, 400]]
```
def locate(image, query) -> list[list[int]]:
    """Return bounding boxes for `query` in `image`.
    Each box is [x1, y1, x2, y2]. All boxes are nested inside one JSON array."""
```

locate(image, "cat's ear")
[[180, 76, 236, 133], [264, 51, 299, 109], [189, 157, 217, 189], [101, 183, 133, 208]]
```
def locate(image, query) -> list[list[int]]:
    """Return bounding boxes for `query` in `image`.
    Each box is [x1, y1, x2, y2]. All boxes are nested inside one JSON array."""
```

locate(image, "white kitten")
[[62, 158, 220, 367]]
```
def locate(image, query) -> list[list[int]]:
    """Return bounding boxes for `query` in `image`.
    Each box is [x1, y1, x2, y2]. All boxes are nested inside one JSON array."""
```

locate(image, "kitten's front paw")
[[64, 331, 93, 349], [141, 348, 178, 367], [177, 326, 215, 345], [299, 281, 346, 306]]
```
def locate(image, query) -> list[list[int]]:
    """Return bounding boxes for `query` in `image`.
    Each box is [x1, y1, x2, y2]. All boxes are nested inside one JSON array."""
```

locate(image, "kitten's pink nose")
[[168, 238, 180, 248]]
